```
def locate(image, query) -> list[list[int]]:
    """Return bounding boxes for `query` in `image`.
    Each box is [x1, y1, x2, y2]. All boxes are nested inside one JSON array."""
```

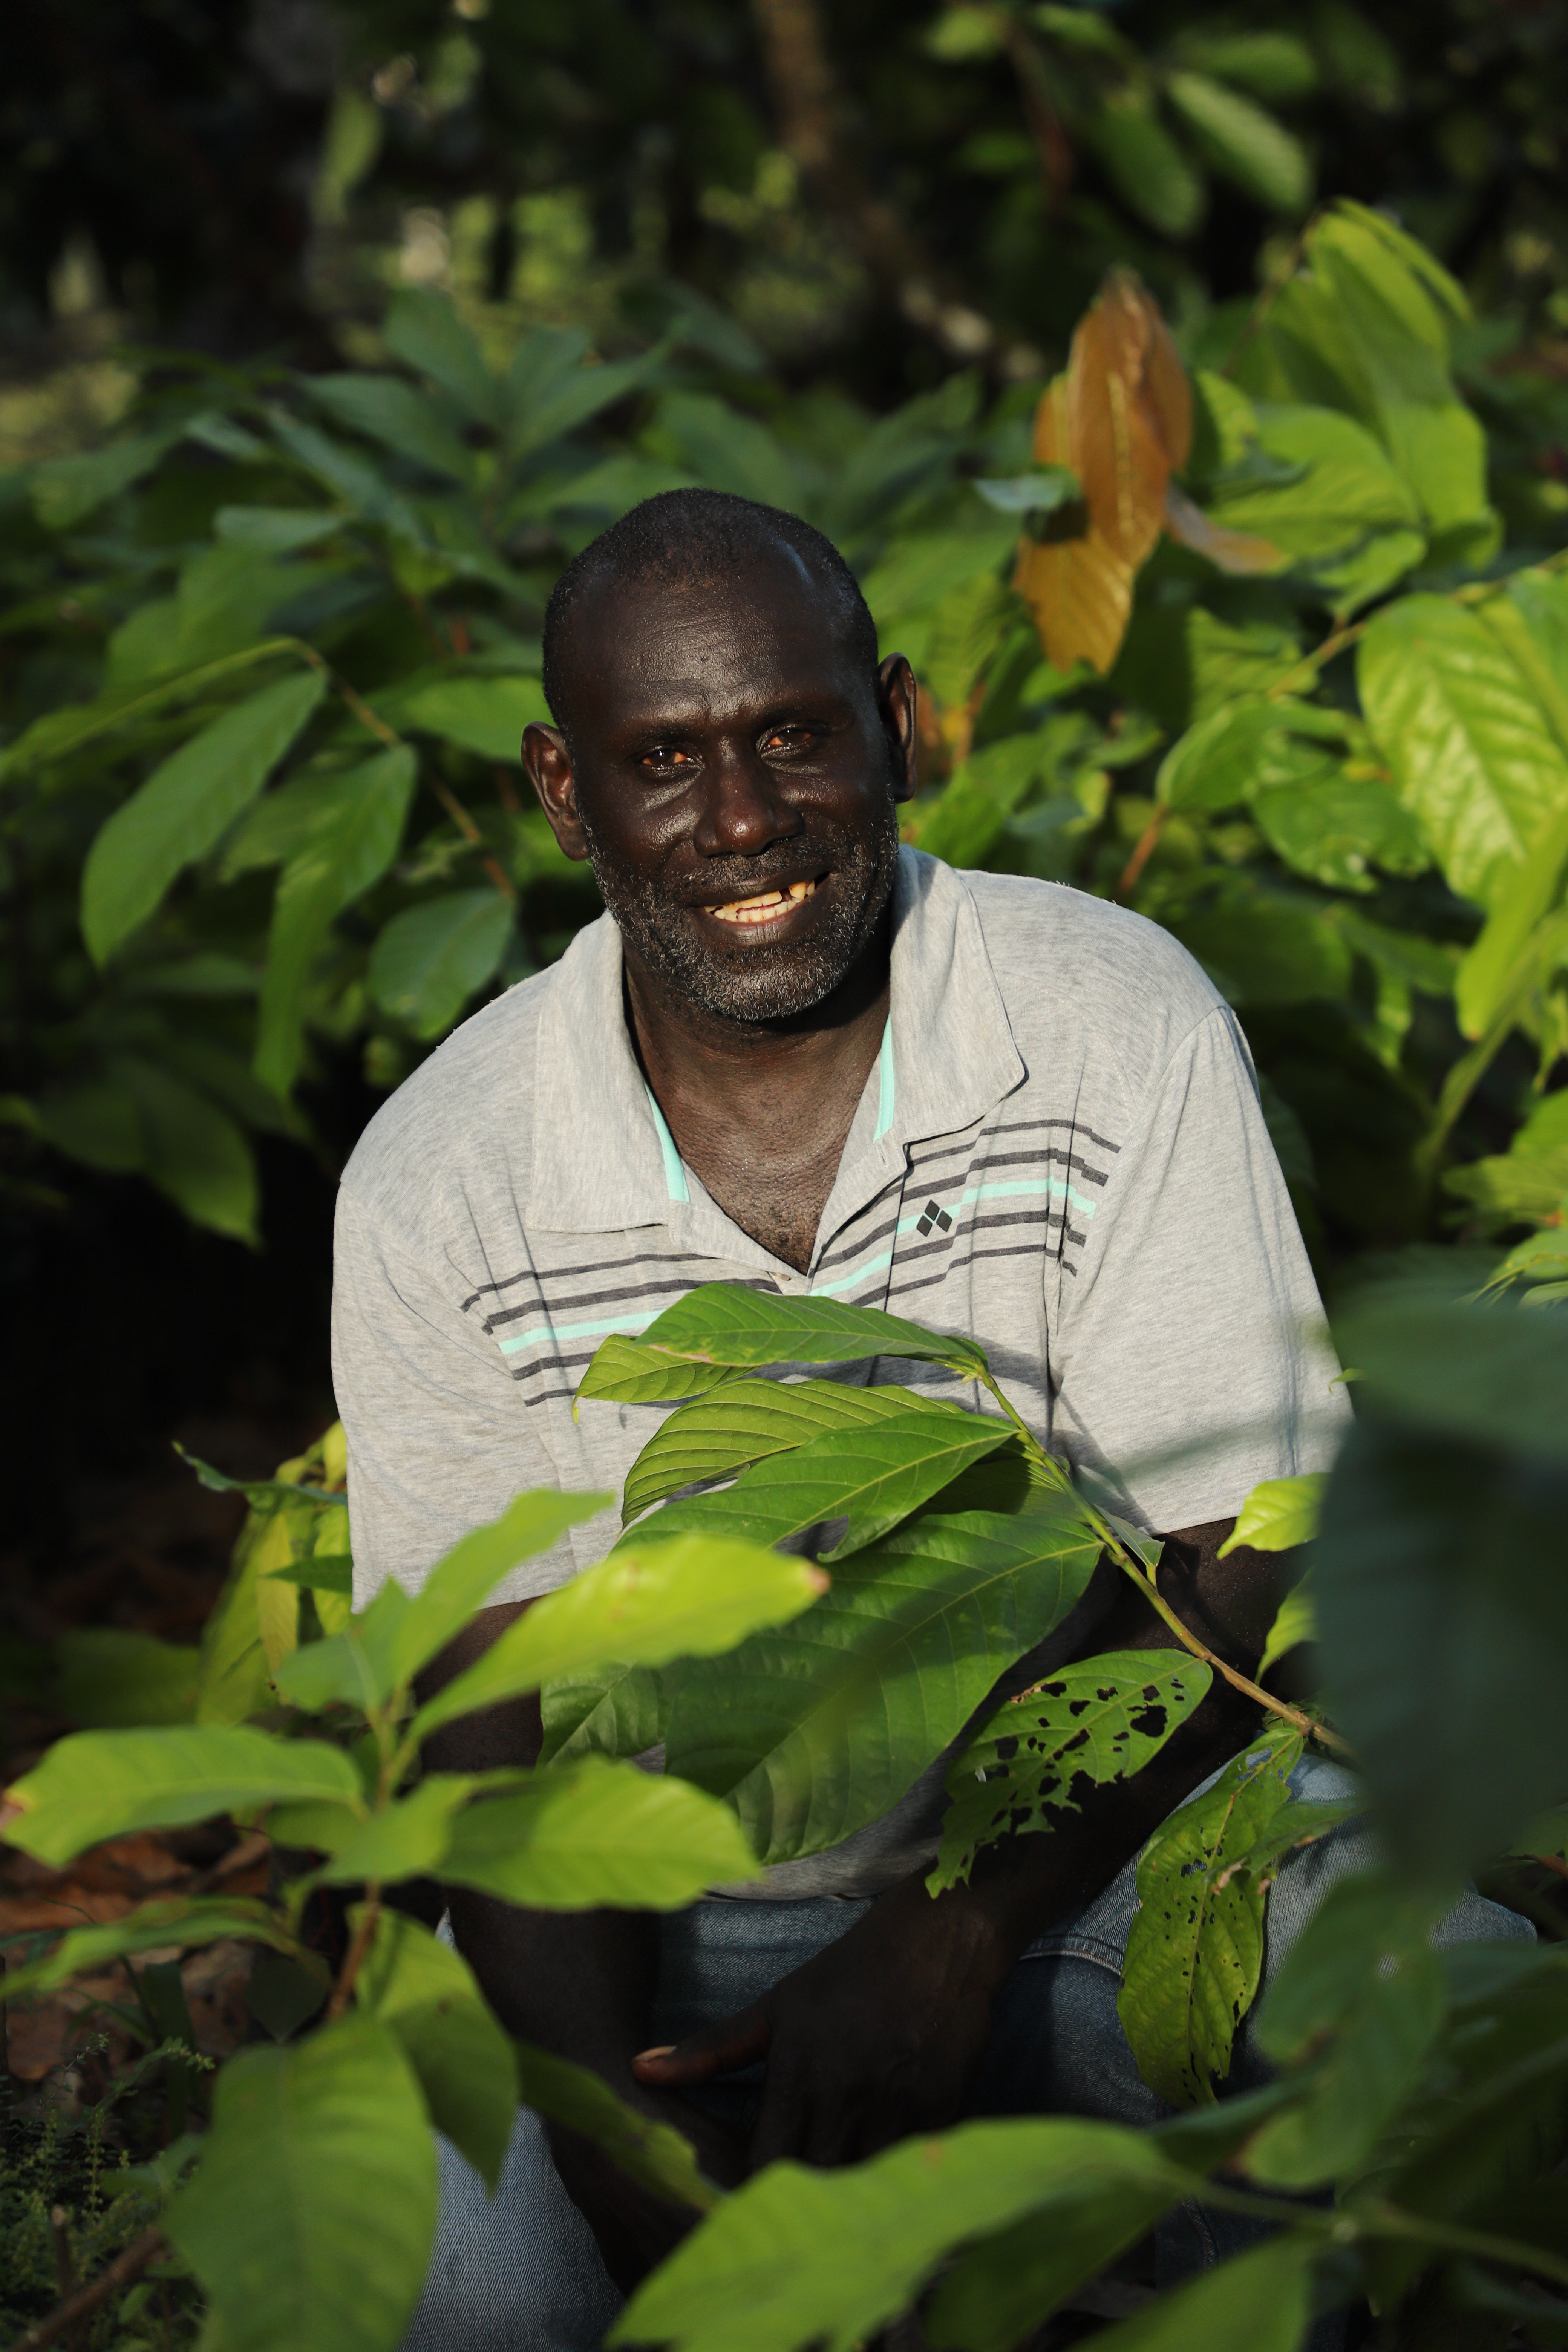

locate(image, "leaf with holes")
[[929, 1651, 1213, 1894], [1118, 1720, 1303, 2105]]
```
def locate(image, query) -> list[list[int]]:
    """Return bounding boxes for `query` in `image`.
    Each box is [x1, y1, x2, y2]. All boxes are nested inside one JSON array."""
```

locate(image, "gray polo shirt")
[[334, 849, 1345, 1897]]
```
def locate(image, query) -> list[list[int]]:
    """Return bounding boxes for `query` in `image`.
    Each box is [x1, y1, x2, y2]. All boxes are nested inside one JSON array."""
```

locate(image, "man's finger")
[[632, 2005, 771, 2086]]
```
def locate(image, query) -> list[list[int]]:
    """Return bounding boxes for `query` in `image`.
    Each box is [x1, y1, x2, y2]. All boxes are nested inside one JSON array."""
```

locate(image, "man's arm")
[[634, 1525, 1298, 2167], [416, 1606, 747, 2291]]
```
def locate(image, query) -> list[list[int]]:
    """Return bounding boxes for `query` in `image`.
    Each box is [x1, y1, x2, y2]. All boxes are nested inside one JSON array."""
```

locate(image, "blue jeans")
[[402, 1755, 1532, 2352]]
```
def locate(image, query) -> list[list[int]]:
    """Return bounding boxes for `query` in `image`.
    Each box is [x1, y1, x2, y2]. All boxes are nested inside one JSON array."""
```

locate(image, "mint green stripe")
[[874, 1017, 896, 1141], [499, 1308, 659, 1358], [810, 1178, 1095, 1298], [962, 1177, 1098, 1218], [644, 1086, 690, 1204]]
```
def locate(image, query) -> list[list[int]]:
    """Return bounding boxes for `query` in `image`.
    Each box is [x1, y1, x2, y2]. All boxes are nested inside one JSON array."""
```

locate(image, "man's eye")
[[642, 747, 695, 773], [761, 727, 812, 753]]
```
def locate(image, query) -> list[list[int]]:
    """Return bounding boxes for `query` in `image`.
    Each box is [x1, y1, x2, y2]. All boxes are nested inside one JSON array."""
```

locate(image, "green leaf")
[[652, 392, 801, 510], [52, 1628, 199, 1727], [295, 1774, 498, 1886], [914, 734, 1066, 871], [1156, 697, 1347, 814], [1087, 101, 1205, 238], [108, 1055, 260, 1242], [32, 426, 181, 528], [577, 1335, 744, 1408], [663, 1492, 1103, 1866], [355, 1906, 518, 2190], [166, 2015, 436, 2352], [368, 888, 514, 1039], [439, 1755, 760, 1906], [0, 1896, 305, 2003], [105, 546, 323, 693], [410, 1533, 827, 1747], [386, 1488, 612, 1694], [255, 746, 418, 1097], [1257, 1582, 1318, 1678], [1202, 403, 1425, 616], [505, 333, 668, 459], [215, 505, 343, 552], [395, 674, 551, 760], [622, 1379, 957, 1524], [631, 1403, 1013, 1563], [3, 1726, 364, 1868], [1312, 1315, 1568, 1882], [1444, 1086, 1568, 1232], [1219, 1472, 1327, 1556], [1358, 596, 1568, 912], [1253, 773, 1429, 893], [1084, 2234, 1317, 2352], [384, 290, 499, 425], [0, 643, 300, 784], [973, 468, 1081, 519], [1222, 1792, 1367, 1887], [929, 1651, 1213, 1894], [1172, 890, 1352, 1008], [81, 670, 328, 965], [514, 2043, 717, 2213], [1455, 795, 1568, 1041], [609, 2118, 1191, 2352], [635, 1282, 992, 1383], [923, 2177, 1182, 2352], [1165, 73, 1312, 212], [308, 374, 472, 484], [539, 1661, 669, 1766], [1117, 1721, 1304, 2105], [1174, 32, 1318, 99]]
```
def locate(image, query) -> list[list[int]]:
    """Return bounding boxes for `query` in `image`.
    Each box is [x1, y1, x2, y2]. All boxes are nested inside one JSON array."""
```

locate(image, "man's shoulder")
[[339, 961, 555, 1232], [954, 867, 1226, 1084]]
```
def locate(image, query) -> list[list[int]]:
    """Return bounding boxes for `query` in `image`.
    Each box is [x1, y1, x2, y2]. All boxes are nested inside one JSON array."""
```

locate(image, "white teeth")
[[709, 878, 818, 926]]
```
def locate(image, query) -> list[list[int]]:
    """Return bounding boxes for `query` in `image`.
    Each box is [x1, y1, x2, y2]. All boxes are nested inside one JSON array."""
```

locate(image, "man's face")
[[524, 551, 916, 1025]]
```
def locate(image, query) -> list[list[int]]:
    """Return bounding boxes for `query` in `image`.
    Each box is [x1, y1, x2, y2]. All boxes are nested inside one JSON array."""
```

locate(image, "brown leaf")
[[1164, 484, 1282, 576], [1014, 269, 1192, 675]]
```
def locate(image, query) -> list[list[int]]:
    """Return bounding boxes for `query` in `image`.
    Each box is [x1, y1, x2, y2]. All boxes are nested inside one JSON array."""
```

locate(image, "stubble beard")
[[579, 793, 902, 1026]]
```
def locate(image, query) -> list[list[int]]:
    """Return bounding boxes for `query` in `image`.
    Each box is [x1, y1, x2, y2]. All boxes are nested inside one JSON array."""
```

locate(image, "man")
[[333, 490, 1524, 2351]]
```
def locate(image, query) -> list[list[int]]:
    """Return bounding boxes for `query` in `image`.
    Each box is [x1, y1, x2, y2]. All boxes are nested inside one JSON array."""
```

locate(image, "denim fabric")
[[400, 1753, 1533, 2352]]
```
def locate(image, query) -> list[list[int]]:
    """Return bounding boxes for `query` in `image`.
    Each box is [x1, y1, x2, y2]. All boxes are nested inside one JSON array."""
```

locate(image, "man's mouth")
[[706, 877, 819, 928]]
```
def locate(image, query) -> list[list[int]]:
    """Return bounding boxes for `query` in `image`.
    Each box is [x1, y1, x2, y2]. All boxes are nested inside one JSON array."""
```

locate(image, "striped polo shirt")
[[334, 849, 1343, 1893]]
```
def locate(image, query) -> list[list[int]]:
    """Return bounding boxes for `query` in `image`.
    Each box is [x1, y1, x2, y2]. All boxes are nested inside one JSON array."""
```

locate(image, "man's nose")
[[690, 743, 804, 859]]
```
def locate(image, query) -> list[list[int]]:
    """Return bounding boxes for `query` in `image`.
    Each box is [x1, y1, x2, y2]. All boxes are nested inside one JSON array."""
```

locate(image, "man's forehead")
[[567, 550, 860, 708]]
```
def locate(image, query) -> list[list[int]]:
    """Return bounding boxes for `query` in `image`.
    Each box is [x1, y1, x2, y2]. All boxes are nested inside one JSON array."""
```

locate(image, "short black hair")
[[541, 488, 879, 737]]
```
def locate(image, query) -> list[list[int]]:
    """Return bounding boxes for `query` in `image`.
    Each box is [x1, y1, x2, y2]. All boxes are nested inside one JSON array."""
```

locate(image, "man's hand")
[[635, 1517, 1296, 2170]]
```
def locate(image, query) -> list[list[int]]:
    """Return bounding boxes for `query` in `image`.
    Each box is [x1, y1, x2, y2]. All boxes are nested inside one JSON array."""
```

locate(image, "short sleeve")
[[1048, 1006, 1349, 1531], [332, 1185, 577, 1608]]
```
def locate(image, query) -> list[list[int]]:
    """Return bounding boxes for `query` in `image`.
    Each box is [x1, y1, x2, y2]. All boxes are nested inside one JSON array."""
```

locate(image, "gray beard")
[[579, 797, 902, 1026]]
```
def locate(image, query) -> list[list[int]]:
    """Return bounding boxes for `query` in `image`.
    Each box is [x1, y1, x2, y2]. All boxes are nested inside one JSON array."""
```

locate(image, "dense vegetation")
[[3, 3, 1568, 2345]]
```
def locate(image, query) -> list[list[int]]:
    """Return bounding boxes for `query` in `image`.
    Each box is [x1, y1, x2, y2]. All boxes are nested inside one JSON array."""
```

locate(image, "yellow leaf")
[[1015, 270, 1192, 675]]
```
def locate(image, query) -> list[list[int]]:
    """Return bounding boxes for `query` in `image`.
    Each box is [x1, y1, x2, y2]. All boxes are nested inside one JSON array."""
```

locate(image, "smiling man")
[[333, 492, 1520, 2352]]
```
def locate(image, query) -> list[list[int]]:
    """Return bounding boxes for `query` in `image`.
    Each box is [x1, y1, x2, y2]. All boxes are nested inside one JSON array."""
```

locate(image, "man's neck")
[[622, 927, 893, 1274]]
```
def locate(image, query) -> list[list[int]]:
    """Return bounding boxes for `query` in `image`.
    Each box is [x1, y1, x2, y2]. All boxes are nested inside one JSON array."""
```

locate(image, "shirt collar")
[[525, 848, 1025, 1234]]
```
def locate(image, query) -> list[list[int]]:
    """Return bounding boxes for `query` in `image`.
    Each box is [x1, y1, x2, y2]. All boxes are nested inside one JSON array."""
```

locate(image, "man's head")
[[524, 490, 916, 1028]]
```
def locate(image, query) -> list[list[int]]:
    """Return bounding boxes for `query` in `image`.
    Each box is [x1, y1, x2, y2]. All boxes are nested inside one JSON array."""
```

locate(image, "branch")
[[5, 2226, 166, 2352], [1112, 1549, 1352, 1756], [323, 1885, 381, 2025]]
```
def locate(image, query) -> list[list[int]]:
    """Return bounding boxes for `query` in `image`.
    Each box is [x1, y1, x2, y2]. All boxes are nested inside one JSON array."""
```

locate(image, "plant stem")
[[1114, 806, 1167, 902], [4, 2225, 166, 2352], [1110, 1548, 1351, 1754], [323, 1885, 381, 2024], [1186, 2178, 1568, 2290]]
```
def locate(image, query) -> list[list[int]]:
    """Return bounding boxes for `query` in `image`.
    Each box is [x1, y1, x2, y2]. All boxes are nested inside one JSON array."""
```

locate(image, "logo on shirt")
[[916, 1198, 954, 1238]]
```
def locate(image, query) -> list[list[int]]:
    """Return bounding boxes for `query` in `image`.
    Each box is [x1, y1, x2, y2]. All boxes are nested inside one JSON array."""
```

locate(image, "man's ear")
[[522, 723, 590, 862], [877, 654, 917, 804]]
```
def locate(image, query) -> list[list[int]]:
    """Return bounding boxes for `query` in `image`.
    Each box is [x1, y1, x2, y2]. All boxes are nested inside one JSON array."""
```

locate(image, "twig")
[[323, 1886, 381, 2025], [1114, 806, 1167, 902], [1113, 1550, 1351, 1755], [5, 2225, 165, 2352], [426, 779, 517, 902]]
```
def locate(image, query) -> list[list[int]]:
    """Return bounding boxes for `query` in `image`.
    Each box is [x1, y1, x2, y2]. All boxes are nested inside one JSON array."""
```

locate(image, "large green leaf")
[[0, 642, 301, 783], [439, 1755, 760, 1906], [3, 1725, 364, 1867], [81, 670, 327, 965], [110, 1054, 260, 1242], [1155, 697, 1347, 814], [1218, 1472, 1327, 1555], [166, 2015, 436, 2352], [255, 746, 417, 1098], [632, 1283, 992, 1384], [539, 1661, 668, 1766], [1253, 773, 1428, 893], [1358, 596, 1568, 911], [0, 1896, 306, 2003], [384, 290, 500, 426], [609, 2118, 1192, 2352], [1246, 1872, 1445, 2188], [633, 1404, 1014, 1563], [1314, 1304, 1568, 1883], [1203, 402, 1426, 614], [622, 1380, 962, 1525], [409, 1534, 826, 1746], [1165, 72, 1311, 211], [308, 374, 473, 484], [929, 1651, 1213, 1894], [922, 2177, 1183, 2352], [663, 1493, 1103, 1865], [368, 888, 513, 1038], [396, 675, 551, 760], [1086, 100, 1204, 238], [1084, 2235, 1317, 2352], [1118, 1721, 1303, 2105], [1454, 794, 1568, 1041], [577, 1335, 743, 1409], [514, 2043, 717, 2213], [355, 1906, 518, 2190]]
